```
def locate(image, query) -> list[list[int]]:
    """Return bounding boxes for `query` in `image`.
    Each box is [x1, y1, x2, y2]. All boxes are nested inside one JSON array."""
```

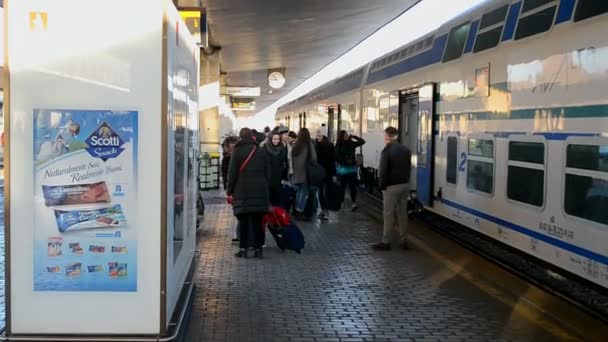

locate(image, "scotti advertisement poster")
[[33, 109, 138, 292]]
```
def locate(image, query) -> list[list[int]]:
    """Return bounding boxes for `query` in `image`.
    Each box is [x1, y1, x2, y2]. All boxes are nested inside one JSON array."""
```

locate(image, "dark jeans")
[[318, 179, 331, 211], [236, 213, 265, 249], [338, 173, 358, 203]]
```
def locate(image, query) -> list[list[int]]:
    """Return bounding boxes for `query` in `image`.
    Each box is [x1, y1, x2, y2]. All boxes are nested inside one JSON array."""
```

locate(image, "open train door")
[[416, 83, 436, 206]]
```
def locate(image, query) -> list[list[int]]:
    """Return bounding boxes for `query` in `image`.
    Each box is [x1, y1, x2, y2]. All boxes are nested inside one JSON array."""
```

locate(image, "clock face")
[[268, 71, 286, 89]]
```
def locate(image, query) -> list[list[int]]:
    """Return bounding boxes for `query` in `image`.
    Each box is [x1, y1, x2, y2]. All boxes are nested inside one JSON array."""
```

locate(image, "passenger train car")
[[276, 0, 608, 289]]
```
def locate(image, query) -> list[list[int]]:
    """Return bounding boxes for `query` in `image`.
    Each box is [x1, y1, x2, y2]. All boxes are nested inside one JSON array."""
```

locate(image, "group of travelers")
[[221, 124, 411, 259]]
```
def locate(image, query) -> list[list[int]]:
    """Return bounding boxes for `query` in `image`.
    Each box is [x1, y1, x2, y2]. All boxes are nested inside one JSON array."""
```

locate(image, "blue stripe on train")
[[433, 131, 599, 141], [502, 1, 521, 41], [464, 20, 479, 54], [437, 198, 608, 265]]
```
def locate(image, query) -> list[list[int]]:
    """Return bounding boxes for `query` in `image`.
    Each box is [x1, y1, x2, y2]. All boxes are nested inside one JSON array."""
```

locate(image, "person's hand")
[[332, 176, 337, 183]]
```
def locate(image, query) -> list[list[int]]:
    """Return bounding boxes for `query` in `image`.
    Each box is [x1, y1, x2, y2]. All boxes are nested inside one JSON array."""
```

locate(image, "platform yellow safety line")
[[408, 233, 586, 341]]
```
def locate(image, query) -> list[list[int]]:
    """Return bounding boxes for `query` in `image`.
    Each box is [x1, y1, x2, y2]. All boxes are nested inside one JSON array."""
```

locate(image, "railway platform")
[[184, 192, 607, 342]]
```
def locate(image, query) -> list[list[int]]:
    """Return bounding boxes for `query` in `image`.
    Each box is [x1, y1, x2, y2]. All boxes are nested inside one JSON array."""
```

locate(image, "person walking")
[[335, 130, 365, 210], [226, 128, 270, 259], [264, 131, 287, 206], [314, 127, 336, 220], [372, 127, 411, 251], [291, 128, 318, 220]]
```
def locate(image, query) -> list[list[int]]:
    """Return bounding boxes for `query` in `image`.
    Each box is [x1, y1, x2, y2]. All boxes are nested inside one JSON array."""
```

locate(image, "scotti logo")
[[85, 122, 125, 161]]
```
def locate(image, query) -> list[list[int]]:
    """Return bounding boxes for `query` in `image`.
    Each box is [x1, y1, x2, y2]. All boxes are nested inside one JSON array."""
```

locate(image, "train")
[[276, 0, 608, 289]]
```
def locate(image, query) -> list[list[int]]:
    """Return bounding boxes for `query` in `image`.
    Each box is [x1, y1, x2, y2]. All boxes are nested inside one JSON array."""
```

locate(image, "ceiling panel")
[[203, 0, 420, 117]]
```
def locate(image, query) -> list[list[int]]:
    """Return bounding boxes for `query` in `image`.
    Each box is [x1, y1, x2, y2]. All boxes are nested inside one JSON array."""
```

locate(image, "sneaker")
[[234, 249, 248, 258], [231, 238, 240, 243], [371, 242, 391, 251], [351, 204, 359, 211], [317, 212, 329, 220], [253, 248, 264, 259]]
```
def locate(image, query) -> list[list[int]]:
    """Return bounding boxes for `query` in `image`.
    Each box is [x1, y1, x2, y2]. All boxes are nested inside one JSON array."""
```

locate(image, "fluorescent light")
[[246, 0, 488, 128], [224, 86, 261, 97]]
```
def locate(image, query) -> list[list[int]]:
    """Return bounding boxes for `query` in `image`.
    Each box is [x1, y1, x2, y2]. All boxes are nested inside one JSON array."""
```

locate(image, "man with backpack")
[[372, 126, 411, 251]]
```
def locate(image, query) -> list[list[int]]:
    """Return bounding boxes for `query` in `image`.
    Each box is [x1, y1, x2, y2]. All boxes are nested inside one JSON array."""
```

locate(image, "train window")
[[515, 1, 557, 40], [564, 143, 608, 225], [567, 144, 608, 172], [479, 4, 509, 30], [473, 27, 503, 53], [507, 141, 545, 207], [446, 136, 458, 184], [521, 0, 554, 13], [467, 138, 494, 194], [468, 138, 494, 158], [574, 0, 608, 22], [443, 22, 471, 63]]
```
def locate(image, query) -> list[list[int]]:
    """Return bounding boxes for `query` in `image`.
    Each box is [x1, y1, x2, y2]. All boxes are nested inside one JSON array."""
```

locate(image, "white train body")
[[277, 0, 608, 287]]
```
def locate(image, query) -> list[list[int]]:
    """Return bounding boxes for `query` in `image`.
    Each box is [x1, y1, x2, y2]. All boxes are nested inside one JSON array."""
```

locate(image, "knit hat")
[[277, 124, 289, 134]]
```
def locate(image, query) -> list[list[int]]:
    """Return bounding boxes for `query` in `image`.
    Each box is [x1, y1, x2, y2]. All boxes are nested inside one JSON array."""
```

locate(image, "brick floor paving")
[[184, 199, 569, 342]]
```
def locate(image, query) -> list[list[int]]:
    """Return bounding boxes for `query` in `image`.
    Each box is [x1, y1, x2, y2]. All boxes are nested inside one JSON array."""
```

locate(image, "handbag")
[[306, 144, 326, 186], [227, 146, 257, 204]]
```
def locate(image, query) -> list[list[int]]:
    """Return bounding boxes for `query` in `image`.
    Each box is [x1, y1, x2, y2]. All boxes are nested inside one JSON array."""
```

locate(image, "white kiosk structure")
[[3, 0, 200, 339]]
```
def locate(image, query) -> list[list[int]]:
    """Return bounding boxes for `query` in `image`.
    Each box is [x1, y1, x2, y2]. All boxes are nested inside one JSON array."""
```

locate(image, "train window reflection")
[[469, 138, 494, 158], [574, 0, 608, 22], [479, 4, 509, 30], [565, 143, 608, 226], [443, 22, 470, 63], [566, 144, 608, 172], [467, 138, 494, 194], [467, 160, 494, 194], [446, 136, 458, 184], [565, 175, 608, 226], [507, 141, 545, 207], [474, 26, 503, 53], [515, 5, 556, 40]]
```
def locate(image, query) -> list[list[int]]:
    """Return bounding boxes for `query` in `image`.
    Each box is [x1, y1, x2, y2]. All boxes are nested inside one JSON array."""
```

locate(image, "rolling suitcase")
[[303, 189, 318, 218], [283, 222, 305, 253], [326, 181, 344, 211]]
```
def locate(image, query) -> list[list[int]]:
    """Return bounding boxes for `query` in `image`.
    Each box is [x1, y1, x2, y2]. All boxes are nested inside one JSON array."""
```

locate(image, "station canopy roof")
[[179, 0, 419, 117]]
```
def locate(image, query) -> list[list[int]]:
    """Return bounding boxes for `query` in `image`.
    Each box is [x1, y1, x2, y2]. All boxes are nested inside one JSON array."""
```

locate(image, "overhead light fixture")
[[268, 68, 286, 89], [224, 86, 261, 97]]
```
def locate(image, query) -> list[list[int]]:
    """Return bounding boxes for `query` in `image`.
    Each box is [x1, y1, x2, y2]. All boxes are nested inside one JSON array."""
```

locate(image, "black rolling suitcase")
[[326, 181, 344, 211], [303, 189, 318, 218]]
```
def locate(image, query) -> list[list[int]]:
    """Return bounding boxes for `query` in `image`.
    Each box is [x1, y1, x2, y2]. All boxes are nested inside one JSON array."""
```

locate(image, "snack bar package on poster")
[[54, 204, 126, 233], [42, 182, 111, 206]]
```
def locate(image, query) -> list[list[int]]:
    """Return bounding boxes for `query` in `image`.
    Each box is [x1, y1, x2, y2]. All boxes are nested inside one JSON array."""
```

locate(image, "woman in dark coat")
[[335, 130, 365, 211], [226, 128, 270, 258], [264, 131, 287, 206], [314, 128, 336, 220]]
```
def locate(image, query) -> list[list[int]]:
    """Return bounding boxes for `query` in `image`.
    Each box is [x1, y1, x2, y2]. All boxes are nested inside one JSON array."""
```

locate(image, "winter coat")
[[291, 142, 317, 185], [335, 135, 365, 166], [264, 142, 287, 188], [226, 139, 270, 215], [315, 139, 336, 179]]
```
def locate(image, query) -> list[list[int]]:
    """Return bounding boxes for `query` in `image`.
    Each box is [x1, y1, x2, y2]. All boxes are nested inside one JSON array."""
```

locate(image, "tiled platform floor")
[[185, 197, 590, 342]]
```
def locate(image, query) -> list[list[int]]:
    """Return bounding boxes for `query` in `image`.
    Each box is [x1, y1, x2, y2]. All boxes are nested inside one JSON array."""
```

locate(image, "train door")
[[416, 84, 436, 206], [398, 90, 419, 190]]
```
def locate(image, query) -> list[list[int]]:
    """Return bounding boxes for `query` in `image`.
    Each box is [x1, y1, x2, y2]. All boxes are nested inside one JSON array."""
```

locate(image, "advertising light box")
[[5, 0, 200, 338]]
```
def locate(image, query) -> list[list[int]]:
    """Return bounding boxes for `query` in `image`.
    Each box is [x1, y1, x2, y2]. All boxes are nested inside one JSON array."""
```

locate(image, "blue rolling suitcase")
[[283, 222, 305, 253]]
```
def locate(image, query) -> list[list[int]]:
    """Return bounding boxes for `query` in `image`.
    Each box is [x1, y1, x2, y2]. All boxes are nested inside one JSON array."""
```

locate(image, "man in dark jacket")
[[227, 128, 271, 258], [372, 126, 411, 251]]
